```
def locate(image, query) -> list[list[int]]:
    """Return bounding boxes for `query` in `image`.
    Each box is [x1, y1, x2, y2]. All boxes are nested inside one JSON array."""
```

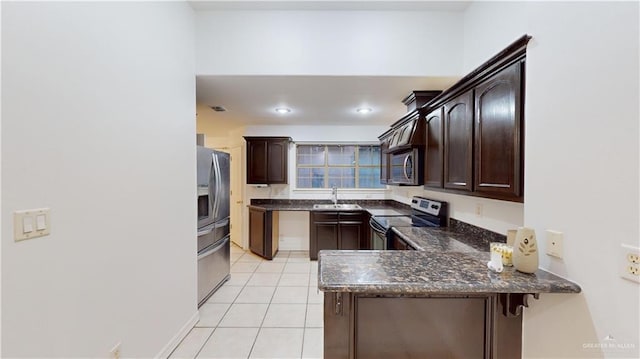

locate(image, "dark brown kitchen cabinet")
[[424, 107, 444, 188], [310, 212, 339, 261], [474, 61, 523, 199], [378, 129, 393, 184], [391, 234, 415, 250], [443, 91, 474, 191], [325, 292, 523, 359], [248, 206, 279, 260], [244, 137, 291, 184], [309, 211, 367, 260]]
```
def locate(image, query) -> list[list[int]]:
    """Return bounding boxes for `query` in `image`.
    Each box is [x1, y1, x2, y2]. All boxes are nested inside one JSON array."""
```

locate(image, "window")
[[296, 144, 385, 189]]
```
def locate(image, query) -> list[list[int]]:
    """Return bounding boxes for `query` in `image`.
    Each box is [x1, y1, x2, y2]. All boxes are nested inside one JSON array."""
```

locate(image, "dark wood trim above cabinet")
[[423, 35, 532, 110], [402, 90, 443, 113]]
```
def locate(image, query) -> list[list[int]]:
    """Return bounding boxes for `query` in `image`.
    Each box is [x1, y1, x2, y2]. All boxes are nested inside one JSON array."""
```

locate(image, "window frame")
[[295, 143, 385, 190]]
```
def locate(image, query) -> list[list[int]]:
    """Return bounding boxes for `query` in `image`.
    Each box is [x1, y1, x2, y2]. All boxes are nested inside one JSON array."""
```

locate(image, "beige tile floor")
[[169, 244, 323, 359]]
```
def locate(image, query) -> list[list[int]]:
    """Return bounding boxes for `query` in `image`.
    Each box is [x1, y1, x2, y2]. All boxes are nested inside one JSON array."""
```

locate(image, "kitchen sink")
[[313, 203, 363, 210]]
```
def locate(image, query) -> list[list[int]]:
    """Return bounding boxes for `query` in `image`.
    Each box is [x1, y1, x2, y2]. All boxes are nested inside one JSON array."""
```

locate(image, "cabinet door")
[[355, 297, 487, 358], [443, 91, 474, 191], [392, 236, 408, 250], [474, 62, 522, 198], [246, 139, 268, 184], [267, 139, 288, 184], [316, 223, 339, 255], [310, 212, 339, 260], [249, 207, 265, 257], [339, 223, 361, 250], [338, 212, 365, 250], [380, 138, 390, 184], [425, 107, 444, 188]]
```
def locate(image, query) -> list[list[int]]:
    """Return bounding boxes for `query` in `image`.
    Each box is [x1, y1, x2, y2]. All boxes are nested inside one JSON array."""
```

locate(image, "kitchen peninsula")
[[318, 227, 581, 359]]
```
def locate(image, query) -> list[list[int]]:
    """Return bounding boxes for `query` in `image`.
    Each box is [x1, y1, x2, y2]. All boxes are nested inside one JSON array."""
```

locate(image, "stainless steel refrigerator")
[[196, 146, 230, 307]]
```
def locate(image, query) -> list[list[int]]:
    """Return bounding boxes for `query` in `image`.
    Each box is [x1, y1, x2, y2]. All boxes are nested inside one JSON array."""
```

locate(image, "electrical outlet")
[[620, 244, 640, 283], [475, 204, 483, 218], [110, 342, 121, 359], [545, 230, 564, 259]]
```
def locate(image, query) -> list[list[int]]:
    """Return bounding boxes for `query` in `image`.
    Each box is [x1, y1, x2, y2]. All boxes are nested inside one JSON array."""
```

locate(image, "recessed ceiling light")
[[356, 108, 372, 114], [275, 107, 291, 114]]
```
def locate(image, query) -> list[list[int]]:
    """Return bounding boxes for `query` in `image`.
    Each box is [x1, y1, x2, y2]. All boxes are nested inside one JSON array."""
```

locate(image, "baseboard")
[[155, 310, 199, 359]]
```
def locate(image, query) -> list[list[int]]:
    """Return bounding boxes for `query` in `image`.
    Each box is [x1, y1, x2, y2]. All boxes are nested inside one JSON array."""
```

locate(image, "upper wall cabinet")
[[378, 91, 441, 186], [244, 136, 291, 184], [474, 61, 523, 198], [421, 35, 531, 202]]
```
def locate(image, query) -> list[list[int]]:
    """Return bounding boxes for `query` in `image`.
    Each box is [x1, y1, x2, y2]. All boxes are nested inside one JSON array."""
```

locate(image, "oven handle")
[[369, 218, 387, 234], [403, 154, 411, 181]]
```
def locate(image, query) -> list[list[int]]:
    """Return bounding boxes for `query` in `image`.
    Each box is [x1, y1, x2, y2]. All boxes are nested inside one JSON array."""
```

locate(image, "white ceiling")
[[196, 75, 460, 132], [188, 0, 472, 12], [192, 1, 468, 132]]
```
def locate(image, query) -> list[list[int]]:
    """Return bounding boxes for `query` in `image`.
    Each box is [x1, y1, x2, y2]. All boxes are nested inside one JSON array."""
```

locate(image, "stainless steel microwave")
[[389, 148, 423, 185]]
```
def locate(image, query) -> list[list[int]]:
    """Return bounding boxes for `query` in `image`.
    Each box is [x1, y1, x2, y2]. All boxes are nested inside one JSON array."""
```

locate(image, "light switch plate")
[[14, 208, 51, 241]]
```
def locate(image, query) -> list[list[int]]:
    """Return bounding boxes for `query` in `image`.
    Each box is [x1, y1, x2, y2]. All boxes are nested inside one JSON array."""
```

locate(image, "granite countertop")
[[391, 226, 492, 252], [247, 199, 412, 215], [318, 226, 581, 295]]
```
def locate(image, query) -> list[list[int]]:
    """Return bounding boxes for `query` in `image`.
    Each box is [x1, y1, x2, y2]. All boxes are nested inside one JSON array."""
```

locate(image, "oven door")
[[369, 218, 389, 250]]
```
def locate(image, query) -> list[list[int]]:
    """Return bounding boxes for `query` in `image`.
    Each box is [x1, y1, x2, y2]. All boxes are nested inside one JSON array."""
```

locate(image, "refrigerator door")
[[197, 235, 231, 307], [212, 151, 230, 223], [197, 218, 230, 252], [197, 146, 215, 228]]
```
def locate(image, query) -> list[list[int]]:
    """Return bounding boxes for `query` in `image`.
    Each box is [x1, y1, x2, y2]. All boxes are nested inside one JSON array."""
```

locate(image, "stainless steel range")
[[369, 197, 448, 250]]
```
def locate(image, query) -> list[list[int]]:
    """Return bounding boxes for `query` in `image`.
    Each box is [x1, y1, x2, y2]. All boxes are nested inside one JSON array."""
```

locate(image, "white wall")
[[195, 10, 464, 76], [2, 2, 197, 358], [464, 1, 639, 358]]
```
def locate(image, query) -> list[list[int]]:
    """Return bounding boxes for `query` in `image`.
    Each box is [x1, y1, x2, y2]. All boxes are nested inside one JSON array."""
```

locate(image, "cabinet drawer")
[[311, 212, 339, 222], [338, 211, 365, 223]]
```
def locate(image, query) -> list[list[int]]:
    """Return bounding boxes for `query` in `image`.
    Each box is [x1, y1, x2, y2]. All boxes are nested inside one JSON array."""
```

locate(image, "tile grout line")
[[247, 251, 288, 359], [300, 260, 312, 359], [196, 250, 263, 358], [189, 251, 250, 358], [194, 250, 317, 358], [196, 251, 256, 358]]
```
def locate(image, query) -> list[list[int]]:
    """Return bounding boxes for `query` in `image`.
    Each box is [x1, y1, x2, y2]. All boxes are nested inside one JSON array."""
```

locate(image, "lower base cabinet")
[[248, 206, 279, 260], [310, 211, 368, 260], [390, 234, 416, 250], [324, 292, 523, 359]]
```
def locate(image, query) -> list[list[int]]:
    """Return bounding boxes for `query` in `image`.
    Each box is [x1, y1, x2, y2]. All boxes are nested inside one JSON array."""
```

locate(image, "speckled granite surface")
[[318, 250, 581, 294], [391, 226, 493, 252], [248, 199, 412, 214]]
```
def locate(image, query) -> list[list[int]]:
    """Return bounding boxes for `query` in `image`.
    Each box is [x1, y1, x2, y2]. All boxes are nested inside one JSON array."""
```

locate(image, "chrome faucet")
[[331, 186, 338, 205]]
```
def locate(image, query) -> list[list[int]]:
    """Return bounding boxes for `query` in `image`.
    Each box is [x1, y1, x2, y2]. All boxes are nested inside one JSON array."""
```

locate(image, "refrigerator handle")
[[211, 153, 219, 220], [197, 235, 229, 260], [213, 153, 222, 220]]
